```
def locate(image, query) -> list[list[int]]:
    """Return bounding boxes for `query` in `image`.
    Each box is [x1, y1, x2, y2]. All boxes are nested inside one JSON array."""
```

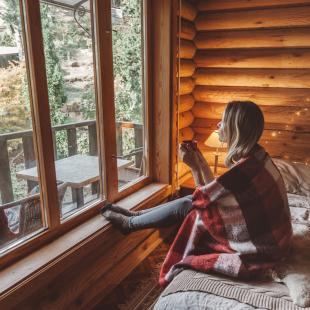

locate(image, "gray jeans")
[[129, 195, 193, 230]]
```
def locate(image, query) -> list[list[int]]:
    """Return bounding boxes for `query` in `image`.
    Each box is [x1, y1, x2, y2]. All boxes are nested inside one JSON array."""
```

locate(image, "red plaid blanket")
[[159, 144, 293, 287]]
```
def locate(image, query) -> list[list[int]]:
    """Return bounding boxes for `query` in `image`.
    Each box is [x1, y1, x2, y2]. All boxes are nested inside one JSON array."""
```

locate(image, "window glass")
[[111, 0, 148, 190], [0, 0, 45, 253], [39, 0, 102, 220]]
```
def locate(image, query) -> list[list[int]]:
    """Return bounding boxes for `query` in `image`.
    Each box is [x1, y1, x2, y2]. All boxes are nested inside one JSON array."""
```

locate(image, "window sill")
[[0, 182, 171, 299]]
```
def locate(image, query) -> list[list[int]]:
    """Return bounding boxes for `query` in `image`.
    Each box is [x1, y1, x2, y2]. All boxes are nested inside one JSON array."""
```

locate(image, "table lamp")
[[204, 130, 226, 176]]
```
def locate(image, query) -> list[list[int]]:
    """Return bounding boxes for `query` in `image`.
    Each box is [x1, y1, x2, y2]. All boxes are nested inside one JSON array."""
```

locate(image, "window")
[[111, 0, 149, 190], [0, 0, 150, 264], [0, 0, 45, 253], [39, 0, 102, 219]]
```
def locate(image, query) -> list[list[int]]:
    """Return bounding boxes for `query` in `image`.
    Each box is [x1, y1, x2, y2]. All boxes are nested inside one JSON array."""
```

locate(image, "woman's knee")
[[174, 195, 193, 218]]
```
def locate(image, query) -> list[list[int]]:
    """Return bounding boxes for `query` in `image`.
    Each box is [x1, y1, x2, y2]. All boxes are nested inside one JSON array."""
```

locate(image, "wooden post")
[[115, 122, 123, 157], [134, 124, 143, 169], [67, 128, 78, 156], [22, 134, 37, 192], [0, 139, 14, 203], [67, 127, 80, 204], [52, 130, 57, 160], [88, 123, 98, 156], [88, 122, 98, 195]]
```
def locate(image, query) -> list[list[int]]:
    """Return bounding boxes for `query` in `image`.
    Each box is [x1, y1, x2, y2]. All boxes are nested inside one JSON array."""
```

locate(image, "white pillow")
[[272, 158, 310, 197]]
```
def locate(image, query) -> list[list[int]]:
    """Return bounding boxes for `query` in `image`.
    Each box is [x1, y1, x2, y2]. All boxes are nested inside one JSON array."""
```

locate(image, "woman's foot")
[[102, 203, 144, 217], [101, 209, 132, 235]]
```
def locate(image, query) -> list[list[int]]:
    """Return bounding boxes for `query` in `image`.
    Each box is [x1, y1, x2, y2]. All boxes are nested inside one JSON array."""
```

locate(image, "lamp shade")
[[204, 130, 226, 148]]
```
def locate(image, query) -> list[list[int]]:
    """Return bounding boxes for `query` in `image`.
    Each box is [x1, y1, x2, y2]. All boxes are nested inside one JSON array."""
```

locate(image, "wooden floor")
[[93, 239, 172, 310]]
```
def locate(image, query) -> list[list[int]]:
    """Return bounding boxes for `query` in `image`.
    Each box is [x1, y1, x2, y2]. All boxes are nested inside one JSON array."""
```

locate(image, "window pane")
[[39, 0, 102, 220], [0, 0, 45, 253], [111, 0, 148, 190]]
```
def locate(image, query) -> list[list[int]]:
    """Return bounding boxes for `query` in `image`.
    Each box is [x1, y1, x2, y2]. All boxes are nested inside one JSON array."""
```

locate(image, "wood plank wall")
[[179, 0, 310, 180]]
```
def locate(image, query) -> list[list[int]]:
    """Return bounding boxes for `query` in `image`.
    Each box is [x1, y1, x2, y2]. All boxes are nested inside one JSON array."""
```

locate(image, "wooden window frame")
[[0, 0, 154, 269]]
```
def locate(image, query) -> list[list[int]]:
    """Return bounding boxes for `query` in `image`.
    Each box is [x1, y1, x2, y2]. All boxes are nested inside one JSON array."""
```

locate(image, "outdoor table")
[[16, 154, 132, 207]]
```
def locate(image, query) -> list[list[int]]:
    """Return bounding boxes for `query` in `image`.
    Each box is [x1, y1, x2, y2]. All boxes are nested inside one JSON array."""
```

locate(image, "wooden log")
[[178, 161, 191, 178], [195, 134, 310, 163], [195, 128, 310, 145], [179, 127, 195, 141], [192, 102, 310, 128], [260, 144, 310, 163], [181, 0, 197, 21], [193, 86, 310, 107], [180, 94, 195, 112], [195, 7, 310, 31], [198, 0, 310, 11], [180, 59, 196, 77], [194, 68, 310, 88], [180, 166, 229, 188], [180, 39, 196, 59], [179, 111, 194, 129], [192, 118, 221, 131], [194, 49, 310, 69], [179, 19, 196, 40], [195, 130, 310, 156], [192, 116, 310, 133], [195, 28, 310, 49], [179, 77, 195, 95], [178, 171, 194, 188]]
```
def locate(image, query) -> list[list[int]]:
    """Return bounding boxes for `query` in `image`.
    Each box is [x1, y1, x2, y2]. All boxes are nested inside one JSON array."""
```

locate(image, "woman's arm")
[[195, 148, 215, 184]]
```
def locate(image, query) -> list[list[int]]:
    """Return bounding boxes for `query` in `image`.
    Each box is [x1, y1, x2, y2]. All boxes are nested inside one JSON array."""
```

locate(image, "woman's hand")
[[179, 142, 200, 169], [179, 140, 215, 184]]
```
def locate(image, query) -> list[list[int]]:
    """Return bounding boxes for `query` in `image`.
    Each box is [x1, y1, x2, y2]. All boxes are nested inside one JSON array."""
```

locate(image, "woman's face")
[[217, 113, 227, 143]]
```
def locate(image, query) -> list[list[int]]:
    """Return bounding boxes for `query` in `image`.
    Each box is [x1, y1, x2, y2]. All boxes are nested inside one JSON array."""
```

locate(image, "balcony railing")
[[0, 120, 143, 204]]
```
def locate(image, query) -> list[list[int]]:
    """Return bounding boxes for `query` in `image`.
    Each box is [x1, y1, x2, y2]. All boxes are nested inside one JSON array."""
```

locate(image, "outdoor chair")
[[0, 182, 68, 248]]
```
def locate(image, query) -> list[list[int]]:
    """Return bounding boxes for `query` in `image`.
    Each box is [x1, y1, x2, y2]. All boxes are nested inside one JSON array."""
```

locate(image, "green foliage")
[[80, 88, 96, 120], [1, 0, 144, 200], [0, 62, 31, 133], [113, 0, 143, 123], [0, 31, 15, 46], [40, 4, 68, 127], [58, 13, 90, 59]]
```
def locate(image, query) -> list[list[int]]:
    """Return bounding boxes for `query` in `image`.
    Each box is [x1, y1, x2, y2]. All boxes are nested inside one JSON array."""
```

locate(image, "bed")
[[153, 159, 310, 310]]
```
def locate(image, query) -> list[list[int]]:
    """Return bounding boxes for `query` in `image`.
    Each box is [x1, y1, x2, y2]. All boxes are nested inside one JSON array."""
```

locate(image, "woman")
[[101, 101, 293, 287]]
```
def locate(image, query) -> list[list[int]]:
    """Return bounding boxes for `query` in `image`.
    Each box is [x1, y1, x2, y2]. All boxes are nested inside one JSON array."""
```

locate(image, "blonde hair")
[[223, 101, 264, 167]]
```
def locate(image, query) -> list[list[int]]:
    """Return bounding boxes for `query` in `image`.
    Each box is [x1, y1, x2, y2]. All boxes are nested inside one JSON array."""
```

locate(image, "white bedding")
[[154, 291, 260, 310]]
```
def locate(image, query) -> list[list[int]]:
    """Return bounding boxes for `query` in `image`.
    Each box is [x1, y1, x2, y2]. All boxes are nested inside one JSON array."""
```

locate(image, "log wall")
[[178, 0, 197, 180], [179, 0, 310, 176]]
